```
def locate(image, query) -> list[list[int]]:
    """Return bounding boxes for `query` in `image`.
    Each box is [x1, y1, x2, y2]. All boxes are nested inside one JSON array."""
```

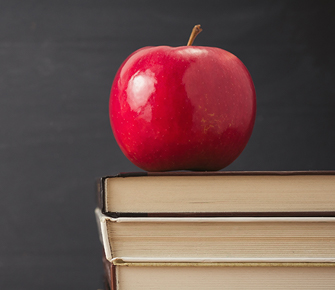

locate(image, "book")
[[102, 257, 335, 290], [96, 171, 335, 289], [97, 171, 335, 217], [95, 208, 335, 262]]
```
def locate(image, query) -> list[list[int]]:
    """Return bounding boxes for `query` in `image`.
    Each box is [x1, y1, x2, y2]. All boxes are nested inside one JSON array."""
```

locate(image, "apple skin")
[[109, 46, 256, 171]]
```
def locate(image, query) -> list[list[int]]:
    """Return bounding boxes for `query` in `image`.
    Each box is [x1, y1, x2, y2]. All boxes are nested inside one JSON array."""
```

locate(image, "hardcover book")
[[95, 208, 335, 262], [102, 258, 335, 290], [97, 171, 335, 217]]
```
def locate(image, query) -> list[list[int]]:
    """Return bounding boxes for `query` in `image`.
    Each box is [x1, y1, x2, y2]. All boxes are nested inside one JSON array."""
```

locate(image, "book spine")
[[102, 251, 117, 290], [96, 177, 105, 213]]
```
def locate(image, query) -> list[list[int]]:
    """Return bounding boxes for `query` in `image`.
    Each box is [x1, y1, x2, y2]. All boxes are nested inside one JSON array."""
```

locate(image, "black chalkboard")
[[0, 1, 334, 289]]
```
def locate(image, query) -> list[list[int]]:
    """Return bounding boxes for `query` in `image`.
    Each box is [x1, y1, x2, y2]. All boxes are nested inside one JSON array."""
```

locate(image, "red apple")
[[109, 25, 256, 171]]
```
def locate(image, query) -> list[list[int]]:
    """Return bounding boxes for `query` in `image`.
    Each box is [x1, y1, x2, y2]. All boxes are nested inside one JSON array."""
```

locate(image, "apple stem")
[[187, 24, 202, 46]]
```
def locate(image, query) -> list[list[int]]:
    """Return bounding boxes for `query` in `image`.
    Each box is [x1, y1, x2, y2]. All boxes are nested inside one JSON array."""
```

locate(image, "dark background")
[[1, 0, 334, 289]]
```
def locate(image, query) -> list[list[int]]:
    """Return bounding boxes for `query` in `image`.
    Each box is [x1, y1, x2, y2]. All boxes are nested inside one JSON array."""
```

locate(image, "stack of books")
[[95, 171, 335, 289]]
